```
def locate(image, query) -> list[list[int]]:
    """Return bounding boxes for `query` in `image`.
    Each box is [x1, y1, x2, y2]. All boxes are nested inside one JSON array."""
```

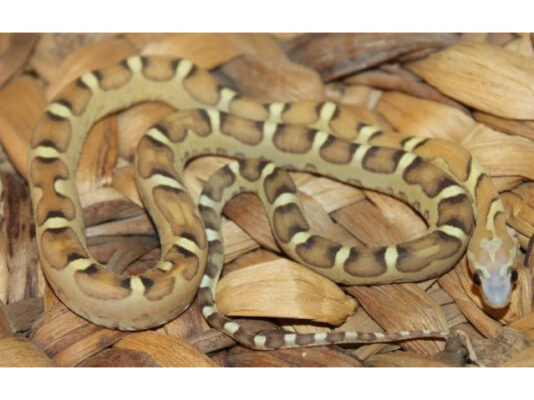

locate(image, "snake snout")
[[479, 269, 514, 309]]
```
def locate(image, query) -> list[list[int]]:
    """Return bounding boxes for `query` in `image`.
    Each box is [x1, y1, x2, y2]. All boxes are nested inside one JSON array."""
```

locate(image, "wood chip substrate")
[[0, 33, 534, 367]]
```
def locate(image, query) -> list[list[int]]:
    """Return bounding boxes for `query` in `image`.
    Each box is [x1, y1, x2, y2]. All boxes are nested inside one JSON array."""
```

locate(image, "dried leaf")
[[46, 37, 138, 99], [30, 33, 116, 82], [224, 345, 363, 367], [76, 348, 159, 367], [222, 54, 325, 102], [0, 76, 46, 178], [77, 115, 119, 195], [217, 258, 356, 325], [0, 337, 54, 367], [0, 33, 38, 87], [140, 33, 284, 69], [347, 285, 448, 356], [377, 91, 475, 143], [365, 350, 451, 367], [344, 66, 466, 111], [408, 42, 534, 119], [118, 102, 175, 160], [286, 33, 458, 81], [29, 302, 127, 367], [114, 331, 217, 367], [473, 110, 534, 142], [2, 172, 43, 303]]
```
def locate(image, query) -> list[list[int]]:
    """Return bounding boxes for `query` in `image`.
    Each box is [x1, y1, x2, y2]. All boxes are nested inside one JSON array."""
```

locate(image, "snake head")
[[468, 237, 518, 309]]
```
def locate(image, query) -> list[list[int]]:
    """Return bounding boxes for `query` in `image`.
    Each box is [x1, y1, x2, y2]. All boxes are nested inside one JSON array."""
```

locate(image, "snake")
[[28, 55, 518, 349]]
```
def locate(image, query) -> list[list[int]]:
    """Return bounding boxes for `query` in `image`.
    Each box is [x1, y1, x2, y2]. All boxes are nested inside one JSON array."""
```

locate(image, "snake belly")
[[28, 55, 515, 334]]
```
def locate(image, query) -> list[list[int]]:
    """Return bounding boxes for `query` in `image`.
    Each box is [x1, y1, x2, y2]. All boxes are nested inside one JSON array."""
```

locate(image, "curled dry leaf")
[[221, 54, 325, 102], [140, 33, 285, 69], [0, 33, 38, 87], [0, 337, 54, 367], [114, 331, 217, 367], [216, 258, 356, 326], [408, 41, 534, 120], [286, 33, 458, 81], [0, 76, 46, 178]]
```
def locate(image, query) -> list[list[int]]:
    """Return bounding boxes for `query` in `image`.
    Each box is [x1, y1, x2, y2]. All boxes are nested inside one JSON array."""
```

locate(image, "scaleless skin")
[[27, 55, 517, 345]]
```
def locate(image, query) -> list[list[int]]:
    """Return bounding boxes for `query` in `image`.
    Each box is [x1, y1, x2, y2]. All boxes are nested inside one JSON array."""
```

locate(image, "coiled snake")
[[28, 55, 518, 349]]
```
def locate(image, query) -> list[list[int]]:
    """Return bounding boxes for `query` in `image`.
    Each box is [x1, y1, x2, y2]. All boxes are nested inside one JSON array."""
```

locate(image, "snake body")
[[28, 55, 518, 346]]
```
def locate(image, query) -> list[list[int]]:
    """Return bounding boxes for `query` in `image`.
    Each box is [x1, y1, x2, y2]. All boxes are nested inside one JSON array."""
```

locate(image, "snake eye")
[[472, 272, 482, 287], [510, 270, 519, 284]]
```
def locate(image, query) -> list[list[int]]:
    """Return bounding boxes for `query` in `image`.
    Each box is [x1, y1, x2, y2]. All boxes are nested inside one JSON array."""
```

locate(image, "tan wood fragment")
[[114, 331, 217, 367], [0, 337, 54, 367]]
